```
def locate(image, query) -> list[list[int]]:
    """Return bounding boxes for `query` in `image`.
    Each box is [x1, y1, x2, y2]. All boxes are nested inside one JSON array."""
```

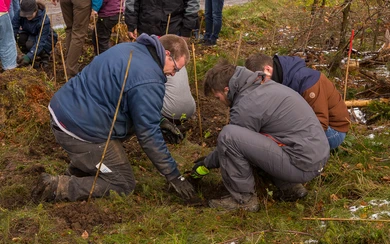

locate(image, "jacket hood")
[[227, 66, 266, 103], [136, 33, 166, 66]]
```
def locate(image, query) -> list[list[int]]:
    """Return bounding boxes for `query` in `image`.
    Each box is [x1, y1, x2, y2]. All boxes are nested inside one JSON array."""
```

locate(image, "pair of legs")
[[215, 124, 320, 203], [51, 122, 136, 201], [16, 33, 51, 64], [203, 0, 224, 44], [60, 0, 91, 77], [0, 13, 17, 70], [92, 14, 120, 55]]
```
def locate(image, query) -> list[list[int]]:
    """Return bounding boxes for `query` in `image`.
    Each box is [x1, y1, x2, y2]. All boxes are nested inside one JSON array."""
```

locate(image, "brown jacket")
[[302, 74, 350, 133]]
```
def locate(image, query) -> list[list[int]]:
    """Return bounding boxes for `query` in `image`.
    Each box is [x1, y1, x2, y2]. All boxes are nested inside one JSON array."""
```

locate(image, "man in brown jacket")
[[245, 53, 350, 150]]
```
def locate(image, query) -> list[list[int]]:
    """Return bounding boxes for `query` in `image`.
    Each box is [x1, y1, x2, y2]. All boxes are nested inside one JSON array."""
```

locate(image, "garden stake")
[[88, 51, 133, 203], [115, 0, 124, 44], [343, 29, 355, 101], [58, 41, 68, 82], [31, 12, 47, 69], [50, 14, 56, 85], [93, 15, 100, 55], [303, 217, 390, 223], [234, 30, 243, 65], [166, 14, 171, 35], [191, 43, 203, 145], [198, 16, 204, 40]]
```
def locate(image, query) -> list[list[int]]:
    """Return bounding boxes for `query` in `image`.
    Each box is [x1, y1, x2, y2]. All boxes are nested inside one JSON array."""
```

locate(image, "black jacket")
[[125, 0, 199, 37]]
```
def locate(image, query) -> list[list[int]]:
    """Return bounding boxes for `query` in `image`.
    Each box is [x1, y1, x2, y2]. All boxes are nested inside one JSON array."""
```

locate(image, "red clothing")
[[0, 0, 11, 12]]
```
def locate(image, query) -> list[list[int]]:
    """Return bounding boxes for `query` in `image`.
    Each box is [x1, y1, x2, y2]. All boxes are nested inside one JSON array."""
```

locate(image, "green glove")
[[191, 157, 209, 179], [20, 55, 31, 66]]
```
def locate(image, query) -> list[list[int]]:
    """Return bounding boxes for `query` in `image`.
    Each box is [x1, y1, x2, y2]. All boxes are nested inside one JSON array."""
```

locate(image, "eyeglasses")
[[170, 54, 180, 73]]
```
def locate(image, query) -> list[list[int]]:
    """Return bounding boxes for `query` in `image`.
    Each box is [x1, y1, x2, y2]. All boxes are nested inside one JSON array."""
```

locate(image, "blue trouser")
[[8, 0, 20, 21], [204, 0, 224, 41], [51, 121, 136, 201], [212, 125, 322, 203], [325, 126, 346, 149], [0, 13, 17, 70]]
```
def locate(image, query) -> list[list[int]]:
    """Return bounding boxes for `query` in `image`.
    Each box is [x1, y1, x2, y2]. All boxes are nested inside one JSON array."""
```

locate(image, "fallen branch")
[[303, 217, 390, 223], [345, 98, 389, 107]]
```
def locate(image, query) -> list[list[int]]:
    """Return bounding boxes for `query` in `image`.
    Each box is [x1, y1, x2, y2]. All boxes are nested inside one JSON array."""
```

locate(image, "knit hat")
[[20, 0, 38, 18]]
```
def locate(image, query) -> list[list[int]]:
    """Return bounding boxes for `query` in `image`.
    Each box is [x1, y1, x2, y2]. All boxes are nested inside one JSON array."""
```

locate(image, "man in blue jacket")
[[32, 33, 195, 202]]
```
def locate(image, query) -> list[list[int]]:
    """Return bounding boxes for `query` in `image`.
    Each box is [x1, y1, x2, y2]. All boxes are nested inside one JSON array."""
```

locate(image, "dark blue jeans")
[[51, 121, 136, 201], [325, 126, 346, 149], [204, 0, 225, 41]]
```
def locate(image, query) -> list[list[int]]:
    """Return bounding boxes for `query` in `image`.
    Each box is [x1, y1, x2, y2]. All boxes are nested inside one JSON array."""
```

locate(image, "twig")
[[166, 14, 171, 35], [191, 43, 203, 145], [93, 15, 100, 55], [88, 51, 133, 203], [50, 14, 56, 86], [31, 11, 47, 69], [115, 0, 124, 44], [343, 29, 355, 101], [303, 217, 390, 223], [58, 41, 68, 82], [234, 30, 243, 65]]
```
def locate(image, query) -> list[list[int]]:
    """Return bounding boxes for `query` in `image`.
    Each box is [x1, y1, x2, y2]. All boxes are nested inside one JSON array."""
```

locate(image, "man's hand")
[[190, 157, 209, 179], [160, 118, 184, 144], [18, 55, 31, 66], [169, 175, 195, 199], [91, 10, 98, 19], [128, 30, 138, 40]]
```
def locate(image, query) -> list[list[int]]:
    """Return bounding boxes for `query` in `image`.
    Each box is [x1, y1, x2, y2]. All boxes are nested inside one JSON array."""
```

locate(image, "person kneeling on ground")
[[12, 0, 57, 68], [191, 62, 330, 212], [31, 34, 194, 203]]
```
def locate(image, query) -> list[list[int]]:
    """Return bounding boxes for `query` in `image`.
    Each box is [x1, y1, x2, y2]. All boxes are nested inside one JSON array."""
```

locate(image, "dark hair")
[[159, 34, 190, 64], [245, 53, 273, 72], [203, 60, 236, 96]]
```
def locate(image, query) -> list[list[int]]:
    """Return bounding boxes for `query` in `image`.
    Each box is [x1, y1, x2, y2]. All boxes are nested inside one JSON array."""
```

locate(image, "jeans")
[[325, 126, 346, 150], [0, 13, 17, 70], [204, 0, 224, 41], [51, 121, 136, 201], [8, 0, 20, 21]]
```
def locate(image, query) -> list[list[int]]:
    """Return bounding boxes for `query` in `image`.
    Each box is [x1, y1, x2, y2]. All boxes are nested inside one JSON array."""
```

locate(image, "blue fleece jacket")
[[50, 34, 180, 180], [275, 55, 320, 94]]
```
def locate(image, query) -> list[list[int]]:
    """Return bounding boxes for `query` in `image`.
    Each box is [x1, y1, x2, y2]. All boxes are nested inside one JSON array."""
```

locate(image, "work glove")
[[169, 175, 195, 199], [190, 156, 209, 179], [160, 118, 184, 144], [18, 55, 31, 66]]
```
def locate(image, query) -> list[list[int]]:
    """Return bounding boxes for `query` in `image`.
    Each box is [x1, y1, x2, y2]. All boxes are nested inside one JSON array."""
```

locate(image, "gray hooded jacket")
[[206, 67, 330, 172]]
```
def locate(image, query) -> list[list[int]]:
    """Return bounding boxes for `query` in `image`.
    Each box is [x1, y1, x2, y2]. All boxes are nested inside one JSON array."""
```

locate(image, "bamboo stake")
[[343, 29, 355, 101], [58, 41, 68, 82], [303, 217, 390, 223], [191, 43, 203, 145], [198, 16, 204, 41], [115, 0, 124, 44], [31, 12, 47, 69], [234, 30, 243, 65], [166, 14, 171, 35], [93, 15, 100, 55], [88, 51, 133, 203], [50, 14, 56, 85]]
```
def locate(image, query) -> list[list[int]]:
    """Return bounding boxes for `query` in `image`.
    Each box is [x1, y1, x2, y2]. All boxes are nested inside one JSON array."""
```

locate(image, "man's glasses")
[[170, 54, 180, 73]]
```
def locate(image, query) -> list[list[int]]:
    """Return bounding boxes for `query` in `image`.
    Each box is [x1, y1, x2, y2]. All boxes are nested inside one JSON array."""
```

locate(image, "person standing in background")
[[202, 0, 225, 46], [0, 0, 17, 71]]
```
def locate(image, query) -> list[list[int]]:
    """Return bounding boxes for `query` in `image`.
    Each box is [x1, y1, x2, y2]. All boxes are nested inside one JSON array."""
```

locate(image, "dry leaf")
[[81, 230, 89, 239], [330, 194, 339, 201], [382, 176, 390, 182]]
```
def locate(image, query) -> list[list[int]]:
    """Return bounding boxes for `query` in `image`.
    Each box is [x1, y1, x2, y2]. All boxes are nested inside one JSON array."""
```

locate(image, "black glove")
[[190, 156, 209, 179], [169, 175, 195, 199], [160, 118, 184, 144]]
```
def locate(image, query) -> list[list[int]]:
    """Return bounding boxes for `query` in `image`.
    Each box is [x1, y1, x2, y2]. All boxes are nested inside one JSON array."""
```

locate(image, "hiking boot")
[[31, 173, 58, 203], [275, 183, 308, 202], [209, 194, 260, 212], [203, 39, 217, 47]]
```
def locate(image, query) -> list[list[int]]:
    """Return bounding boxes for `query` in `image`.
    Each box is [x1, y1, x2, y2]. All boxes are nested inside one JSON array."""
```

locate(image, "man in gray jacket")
[[196, 62, 330, 212]]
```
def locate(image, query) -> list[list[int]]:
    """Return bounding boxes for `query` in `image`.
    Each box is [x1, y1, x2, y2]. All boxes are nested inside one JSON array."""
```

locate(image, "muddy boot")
[[208, 194, 260, 212], [31, 173, 58, 203], [275, 183, 308, 202]]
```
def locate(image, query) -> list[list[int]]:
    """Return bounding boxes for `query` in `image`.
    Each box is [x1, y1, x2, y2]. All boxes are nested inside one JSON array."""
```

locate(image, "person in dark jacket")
[[124, 0, 200, 39], [192, 62, 329, 212], [245, 53, 350, 150], [91, 0, 122, 55], [12, 0, 57, 67], [31, 34, 195, 203]]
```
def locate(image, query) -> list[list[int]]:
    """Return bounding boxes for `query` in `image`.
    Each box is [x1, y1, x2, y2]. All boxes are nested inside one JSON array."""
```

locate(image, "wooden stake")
[[345, 98, 389, 107], [58, 41, 68, 82], [191, 43, 203, 145], [198, 16, 204, 40], [31, 12, 47, 69], [115, 0, 124, 44], [303, 217, 390, 223], [88, 51, 133, 203], [234, 30, 243, 65], [343, 29, 355, 101], [166, 14, 171, 35], [93, 14, 100, 55], [50, 14, 56, 86]]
